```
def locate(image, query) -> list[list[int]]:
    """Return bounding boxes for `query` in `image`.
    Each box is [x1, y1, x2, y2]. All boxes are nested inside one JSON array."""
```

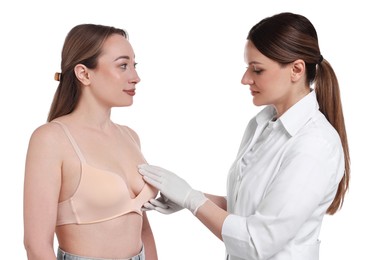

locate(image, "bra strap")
[[115, 124, 146, 161], [52, 121, 87, 163], [115, 124, 138, 146]]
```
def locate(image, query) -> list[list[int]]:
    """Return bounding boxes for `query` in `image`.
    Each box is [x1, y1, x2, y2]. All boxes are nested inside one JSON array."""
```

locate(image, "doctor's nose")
[[241, 70, 254, 85]]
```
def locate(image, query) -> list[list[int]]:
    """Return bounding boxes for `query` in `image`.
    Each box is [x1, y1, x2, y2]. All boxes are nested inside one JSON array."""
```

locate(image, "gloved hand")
[[138, 164, 208, 215], [142, 193, 183, 214]]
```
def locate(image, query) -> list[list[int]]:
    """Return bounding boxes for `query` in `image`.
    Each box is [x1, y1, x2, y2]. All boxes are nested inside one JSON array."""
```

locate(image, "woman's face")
[[241, 41, 296, 116], [88, 34, 140, 108]]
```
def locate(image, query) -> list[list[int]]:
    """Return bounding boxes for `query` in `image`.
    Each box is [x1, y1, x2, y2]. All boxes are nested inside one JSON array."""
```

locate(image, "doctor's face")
[[241, 41, 294, 113]]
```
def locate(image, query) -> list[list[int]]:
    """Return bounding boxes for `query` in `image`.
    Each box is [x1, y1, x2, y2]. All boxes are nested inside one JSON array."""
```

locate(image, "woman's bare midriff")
[[56, 213, 143, 258]]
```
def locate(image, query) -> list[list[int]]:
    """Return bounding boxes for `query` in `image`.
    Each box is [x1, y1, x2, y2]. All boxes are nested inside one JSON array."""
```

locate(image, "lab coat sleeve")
[[222, 134, 344, 259]]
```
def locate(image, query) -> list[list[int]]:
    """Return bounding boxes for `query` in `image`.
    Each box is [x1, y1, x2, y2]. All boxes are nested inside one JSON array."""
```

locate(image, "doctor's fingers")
[[138, 164, 172, 177], [142, 175, 164, 190], [142, 201, 157, 210], [149, 198, 169, 209], [138, 166, 163, 181], [141, 205, 152, 212]]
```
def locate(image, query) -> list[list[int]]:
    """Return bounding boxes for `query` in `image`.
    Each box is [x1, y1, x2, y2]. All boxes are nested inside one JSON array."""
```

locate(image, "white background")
[[1, 0, 374, 259]]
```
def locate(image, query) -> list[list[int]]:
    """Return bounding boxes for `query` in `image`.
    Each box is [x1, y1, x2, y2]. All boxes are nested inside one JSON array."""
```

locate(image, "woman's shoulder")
[[29, 120, 66, 146], [25, 121, 68, 164]]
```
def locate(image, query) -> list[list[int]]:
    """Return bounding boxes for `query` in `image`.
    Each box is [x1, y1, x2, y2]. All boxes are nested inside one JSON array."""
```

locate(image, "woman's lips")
[[124, 89, 136, 96]]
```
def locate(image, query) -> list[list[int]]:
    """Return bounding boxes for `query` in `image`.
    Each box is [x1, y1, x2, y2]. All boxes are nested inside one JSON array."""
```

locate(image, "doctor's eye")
[[253, 69, 263, 75], [251, 65, 263, 75]]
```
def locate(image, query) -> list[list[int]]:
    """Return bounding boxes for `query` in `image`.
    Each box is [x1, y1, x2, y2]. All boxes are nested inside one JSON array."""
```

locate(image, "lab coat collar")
[[279, 90, 320, 136], [254, 90, 319, 136], [255, 105, 276, 127]]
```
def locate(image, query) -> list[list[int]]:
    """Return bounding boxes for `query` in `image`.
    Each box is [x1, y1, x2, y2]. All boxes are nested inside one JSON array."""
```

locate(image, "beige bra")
[[53, 121, 157, 226]]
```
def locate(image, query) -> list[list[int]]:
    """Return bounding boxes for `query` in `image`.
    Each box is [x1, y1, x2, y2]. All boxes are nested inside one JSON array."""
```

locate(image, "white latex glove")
[[138, 164, 208, 215], [142, 193, 183, 214]]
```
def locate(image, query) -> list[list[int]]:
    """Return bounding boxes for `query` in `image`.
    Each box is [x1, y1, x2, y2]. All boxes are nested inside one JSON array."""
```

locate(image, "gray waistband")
[[57, 246, 144, 260]]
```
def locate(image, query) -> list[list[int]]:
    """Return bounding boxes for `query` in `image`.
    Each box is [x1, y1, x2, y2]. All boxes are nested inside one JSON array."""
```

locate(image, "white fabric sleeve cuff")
[[222, 214, 254, 259]]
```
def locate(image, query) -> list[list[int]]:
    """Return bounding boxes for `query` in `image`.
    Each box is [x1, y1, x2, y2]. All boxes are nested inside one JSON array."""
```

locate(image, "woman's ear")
[[291, 59, 305, 82], [74, 64, 91, 85]]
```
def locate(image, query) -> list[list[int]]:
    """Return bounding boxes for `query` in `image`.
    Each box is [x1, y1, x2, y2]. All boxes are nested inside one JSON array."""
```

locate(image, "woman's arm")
[[141, 212, 158, 260], [23, 124, 62, 259]]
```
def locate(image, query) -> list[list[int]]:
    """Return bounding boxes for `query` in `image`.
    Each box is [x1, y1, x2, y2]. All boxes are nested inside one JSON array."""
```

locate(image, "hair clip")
[[54, 72, 61, 81]]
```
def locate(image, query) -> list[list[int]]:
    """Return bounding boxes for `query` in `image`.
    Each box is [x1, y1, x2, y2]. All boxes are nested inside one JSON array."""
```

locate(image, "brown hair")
[[247, 12, 350, 214], [47, 24, 128, 122]]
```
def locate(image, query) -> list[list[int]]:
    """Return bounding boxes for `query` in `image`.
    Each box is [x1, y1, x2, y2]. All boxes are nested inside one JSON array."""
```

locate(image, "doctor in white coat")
[[139, 12, 350, 260]]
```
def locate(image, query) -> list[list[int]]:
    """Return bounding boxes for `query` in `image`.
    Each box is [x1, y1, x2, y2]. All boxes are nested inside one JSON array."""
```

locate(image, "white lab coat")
[[222, 91, 344, 260]]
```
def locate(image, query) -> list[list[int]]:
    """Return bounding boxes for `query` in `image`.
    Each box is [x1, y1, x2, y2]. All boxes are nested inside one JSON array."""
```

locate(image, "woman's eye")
[[121, 64, 128, 69]]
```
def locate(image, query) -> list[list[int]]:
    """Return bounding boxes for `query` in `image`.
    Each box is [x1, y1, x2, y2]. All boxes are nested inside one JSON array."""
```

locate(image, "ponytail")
[[315, 60, 350, 214]]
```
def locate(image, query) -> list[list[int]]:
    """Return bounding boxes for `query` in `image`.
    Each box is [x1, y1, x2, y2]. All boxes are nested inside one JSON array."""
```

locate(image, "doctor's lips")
[[123, 89, 136, 96], [250, 88, 260, 96]]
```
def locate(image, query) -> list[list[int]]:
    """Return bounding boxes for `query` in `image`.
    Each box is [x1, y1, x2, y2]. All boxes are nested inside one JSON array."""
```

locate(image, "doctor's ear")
[[74, 64, 91, 85], [290, 59, 305, 82]]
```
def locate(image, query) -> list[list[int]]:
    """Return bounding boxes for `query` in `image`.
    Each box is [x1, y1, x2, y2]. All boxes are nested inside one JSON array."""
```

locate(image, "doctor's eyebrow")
[[247, 61, 262, 65], [114, 55, 131, 61]]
